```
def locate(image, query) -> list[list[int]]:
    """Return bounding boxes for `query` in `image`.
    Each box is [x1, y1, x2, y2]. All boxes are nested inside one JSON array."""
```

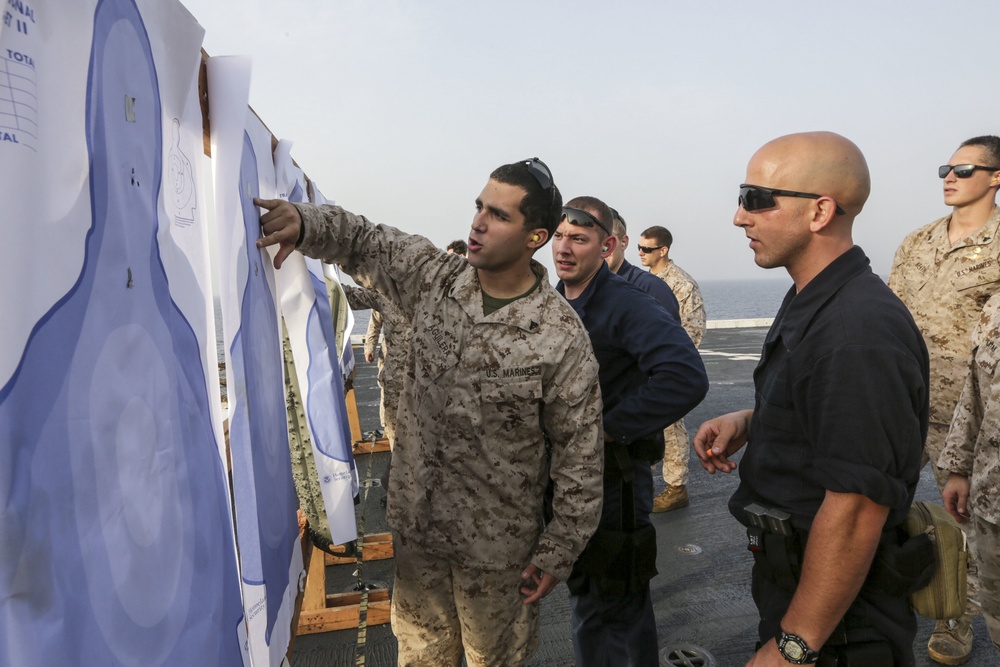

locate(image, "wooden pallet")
[[352, 437, 391, 455], [297, 587, 391, 635]]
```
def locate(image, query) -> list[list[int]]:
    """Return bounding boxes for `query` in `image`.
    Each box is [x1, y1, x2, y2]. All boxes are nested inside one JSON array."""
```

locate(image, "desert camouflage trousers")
[[925, 422, 980, 617], [659, 418, 689, 487], [972, 515, 1000, 654], [391, 535, 540, 666]]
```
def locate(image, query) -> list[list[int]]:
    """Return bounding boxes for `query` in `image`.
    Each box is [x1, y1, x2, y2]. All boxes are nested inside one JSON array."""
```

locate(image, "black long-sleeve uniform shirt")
[[558, 263, 708, 444]]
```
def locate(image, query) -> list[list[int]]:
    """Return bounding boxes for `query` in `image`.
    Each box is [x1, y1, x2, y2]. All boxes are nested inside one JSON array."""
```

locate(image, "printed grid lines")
[[0, 52, 37, 150]]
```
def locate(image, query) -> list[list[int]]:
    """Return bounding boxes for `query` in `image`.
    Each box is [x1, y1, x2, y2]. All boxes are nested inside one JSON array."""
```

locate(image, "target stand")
[[345, 384, 391, 455], [295, 386, 394, 635]]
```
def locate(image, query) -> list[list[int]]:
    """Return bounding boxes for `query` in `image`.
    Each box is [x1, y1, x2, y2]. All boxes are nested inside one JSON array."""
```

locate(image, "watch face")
[[783, 640, 805, 660]]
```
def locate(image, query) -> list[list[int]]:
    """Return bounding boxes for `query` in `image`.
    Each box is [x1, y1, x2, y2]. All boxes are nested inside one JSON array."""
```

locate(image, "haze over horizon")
[[181, 0, 1000, 282]]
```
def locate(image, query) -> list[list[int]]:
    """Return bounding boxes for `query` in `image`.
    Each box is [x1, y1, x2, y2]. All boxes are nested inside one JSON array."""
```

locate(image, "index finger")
[[691, 422, 715, 460]]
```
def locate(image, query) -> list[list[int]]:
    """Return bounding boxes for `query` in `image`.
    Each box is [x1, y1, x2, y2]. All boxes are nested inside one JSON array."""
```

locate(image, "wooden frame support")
[[296, 588, 391, 635], [294, 536, 395, 635], [345, 385, 391, 454], [288, 348, 398, 640], [294, 385, 394, 636], [326, 532, 394, 565]]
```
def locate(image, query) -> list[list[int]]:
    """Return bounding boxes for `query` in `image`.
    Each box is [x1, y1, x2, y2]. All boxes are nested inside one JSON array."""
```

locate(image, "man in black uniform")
[[693, 132, 929, 666], [553, 195, 708, 666]]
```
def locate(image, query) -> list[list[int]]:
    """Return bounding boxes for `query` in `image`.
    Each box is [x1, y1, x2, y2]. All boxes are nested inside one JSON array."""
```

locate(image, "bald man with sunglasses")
[[888, 135, 1000, 665], [695, 132, 929, 666]]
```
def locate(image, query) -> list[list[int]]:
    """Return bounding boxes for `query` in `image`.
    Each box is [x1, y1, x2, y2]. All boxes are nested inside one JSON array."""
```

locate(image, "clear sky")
[[180, 0, 1000, 281]]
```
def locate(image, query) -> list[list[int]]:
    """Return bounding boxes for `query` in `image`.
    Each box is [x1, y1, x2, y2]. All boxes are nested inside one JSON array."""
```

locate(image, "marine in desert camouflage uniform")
[[638, 225, 706, 513], [343, 285, 410, 448], [889, 213, 1000, 485], [888, 135, 1000, 664], [256, 158, 604, 667], [940, 292, 1000, 657]]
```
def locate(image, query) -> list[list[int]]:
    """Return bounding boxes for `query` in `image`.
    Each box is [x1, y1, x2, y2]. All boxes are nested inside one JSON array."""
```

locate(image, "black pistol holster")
[[744, 502, 803, 591]]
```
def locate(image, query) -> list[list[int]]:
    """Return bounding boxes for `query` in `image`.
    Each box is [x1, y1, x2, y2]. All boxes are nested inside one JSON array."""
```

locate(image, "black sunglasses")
[[561, 206, 611, 236], [739, 184, 846, 216], [637, 245, 664, 254], [519, 157, 553, 190], [938, 164, 1000, 179]]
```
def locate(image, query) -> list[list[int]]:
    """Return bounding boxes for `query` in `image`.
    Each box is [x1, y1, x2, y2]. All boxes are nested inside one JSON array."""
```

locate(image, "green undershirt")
[[482, 274, 542, 315]]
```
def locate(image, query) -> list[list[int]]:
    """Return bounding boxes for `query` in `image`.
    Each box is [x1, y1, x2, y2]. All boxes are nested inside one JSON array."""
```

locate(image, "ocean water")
[[349, 277, 791, 336], [215, 277, 792, 354], [699, 277, 791, 321]]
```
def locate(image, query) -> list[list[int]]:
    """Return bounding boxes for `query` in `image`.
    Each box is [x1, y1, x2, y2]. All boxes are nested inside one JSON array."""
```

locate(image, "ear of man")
[[528, 229, 549, 248], [807, 197, 842, 233], [600, 235, 618, 257]]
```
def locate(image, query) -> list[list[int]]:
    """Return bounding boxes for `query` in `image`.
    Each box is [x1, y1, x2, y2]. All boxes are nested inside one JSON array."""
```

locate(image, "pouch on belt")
[[904, 501, 968, 620]]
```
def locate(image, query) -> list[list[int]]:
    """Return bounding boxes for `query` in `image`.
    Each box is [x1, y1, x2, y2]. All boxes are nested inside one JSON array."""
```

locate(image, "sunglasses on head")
[[938, 164, 1000, 179], [738, 184, 846, 216], [561, 206, 612, 236], [519, 157, 553, 190]]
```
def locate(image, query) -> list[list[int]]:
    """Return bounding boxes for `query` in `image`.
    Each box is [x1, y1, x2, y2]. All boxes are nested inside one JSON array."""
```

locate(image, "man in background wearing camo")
[[343, 285, 410, 451], [637, 225, 706, 513], [447, 239, 468, 256], [940, 291, 1000, 661], [889, 135, 1000, 665]]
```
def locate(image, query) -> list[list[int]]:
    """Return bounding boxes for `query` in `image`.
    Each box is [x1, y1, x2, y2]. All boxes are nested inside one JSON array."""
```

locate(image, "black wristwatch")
[[776, 629, 820, 664]]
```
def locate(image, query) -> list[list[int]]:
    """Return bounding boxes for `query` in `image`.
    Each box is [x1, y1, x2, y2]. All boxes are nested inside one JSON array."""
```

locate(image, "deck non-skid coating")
[[0, 1, 243, 664], [292, 328, 997, 666]]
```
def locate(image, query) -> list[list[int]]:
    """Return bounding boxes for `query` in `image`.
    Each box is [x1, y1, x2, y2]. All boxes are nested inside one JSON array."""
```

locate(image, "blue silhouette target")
[[226, 131, 299, 645], [305, 270, 355, 464], [0, 1, 244, 665]]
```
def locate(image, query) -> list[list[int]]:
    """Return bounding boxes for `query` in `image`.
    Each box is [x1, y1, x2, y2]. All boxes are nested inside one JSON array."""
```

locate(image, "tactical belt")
[[744, 502, 934, 600], [744, 502, 935, 653]]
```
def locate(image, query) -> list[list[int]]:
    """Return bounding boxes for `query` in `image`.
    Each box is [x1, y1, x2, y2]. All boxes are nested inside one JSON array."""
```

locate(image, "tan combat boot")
[[652, 485, 688, 513], [927, 615, 973, 665]]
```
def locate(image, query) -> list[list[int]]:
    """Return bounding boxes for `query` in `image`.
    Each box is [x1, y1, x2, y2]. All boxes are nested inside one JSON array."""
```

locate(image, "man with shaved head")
[[694, 132, 930, 665]]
